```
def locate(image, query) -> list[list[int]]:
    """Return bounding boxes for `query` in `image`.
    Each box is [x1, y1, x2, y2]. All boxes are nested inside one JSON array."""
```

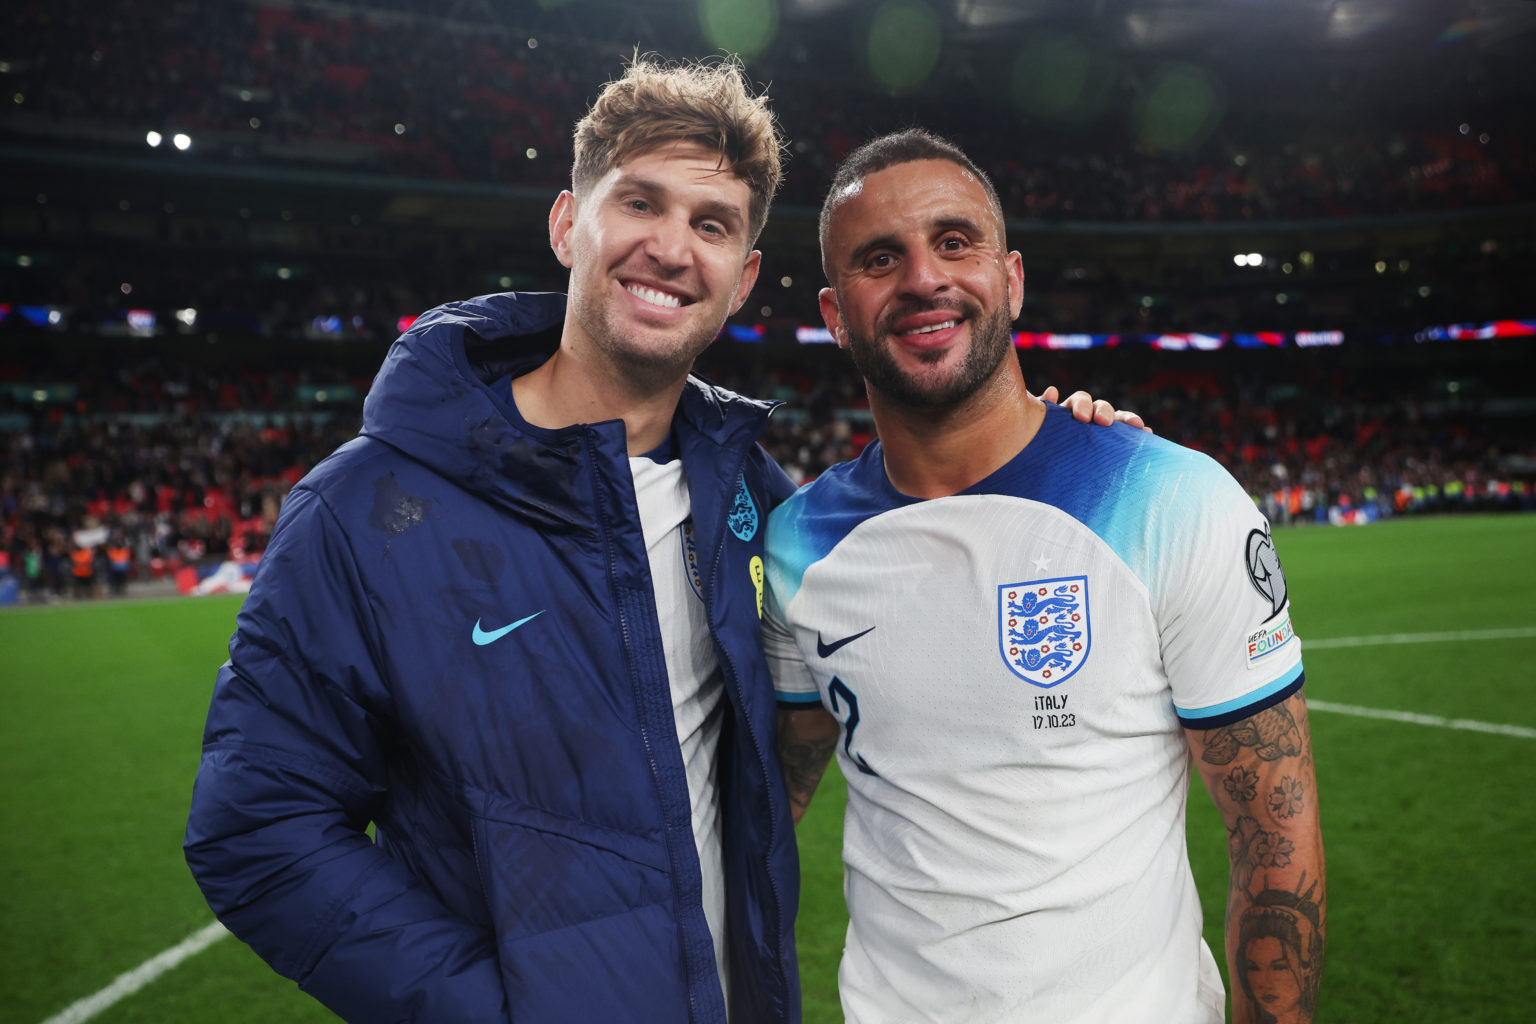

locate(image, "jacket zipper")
[[584, 428, 705, 1024], [704, 445, 790, 1019]]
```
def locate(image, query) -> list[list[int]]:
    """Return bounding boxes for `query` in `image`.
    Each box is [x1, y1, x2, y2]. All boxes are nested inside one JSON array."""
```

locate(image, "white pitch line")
[[39, 921, 229, 1024], [1305, 626, 1536, 650], [1307, 700, 1536, 740]]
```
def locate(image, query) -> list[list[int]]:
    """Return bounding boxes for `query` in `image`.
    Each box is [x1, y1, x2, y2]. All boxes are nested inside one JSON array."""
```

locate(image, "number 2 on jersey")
[[828, 676, 880, 777]]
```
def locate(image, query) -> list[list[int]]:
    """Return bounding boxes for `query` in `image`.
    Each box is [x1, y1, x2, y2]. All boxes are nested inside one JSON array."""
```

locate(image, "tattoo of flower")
[[1269, 776, 1305, 819], [1254, 832, 1295, 868], [1224, 766, 1258, 803]]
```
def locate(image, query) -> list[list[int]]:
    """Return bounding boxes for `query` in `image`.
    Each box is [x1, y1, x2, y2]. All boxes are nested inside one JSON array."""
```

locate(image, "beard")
[[846, 295, 1016, 410], [568, 279, 721, 396]]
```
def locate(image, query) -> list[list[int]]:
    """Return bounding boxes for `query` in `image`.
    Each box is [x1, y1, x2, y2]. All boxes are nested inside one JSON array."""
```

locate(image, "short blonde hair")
[[572, 55, 783, 243]]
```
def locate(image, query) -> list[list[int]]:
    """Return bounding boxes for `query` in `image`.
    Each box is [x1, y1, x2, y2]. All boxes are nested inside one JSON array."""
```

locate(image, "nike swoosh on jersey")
[[817, 626, 876, 658], [472, 611, 544, 646]]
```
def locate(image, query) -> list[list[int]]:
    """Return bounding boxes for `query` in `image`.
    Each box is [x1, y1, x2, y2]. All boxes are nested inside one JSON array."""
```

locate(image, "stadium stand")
[[1, 0, 1532, 602]]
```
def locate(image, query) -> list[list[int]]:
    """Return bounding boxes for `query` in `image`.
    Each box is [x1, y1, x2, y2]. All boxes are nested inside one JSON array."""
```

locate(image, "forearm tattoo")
[[1201, 703, 1303, 765], [1199, 697, 1326, 1024], [777, 712, 838, 821]]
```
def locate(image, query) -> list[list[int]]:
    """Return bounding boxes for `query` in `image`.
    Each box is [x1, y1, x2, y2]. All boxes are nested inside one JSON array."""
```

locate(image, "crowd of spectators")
[[4, 0, 1531, 601], [3, 341, 1531, 602], [6, 0, 1533, 223]]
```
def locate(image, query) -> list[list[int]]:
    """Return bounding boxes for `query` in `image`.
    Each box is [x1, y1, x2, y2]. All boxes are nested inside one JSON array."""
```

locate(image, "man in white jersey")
[[765, 130, 1325, 1024]]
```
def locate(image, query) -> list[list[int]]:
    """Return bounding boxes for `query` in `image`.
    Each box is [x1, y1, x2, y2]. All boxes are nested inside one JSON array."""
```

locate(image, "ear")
[[818, 287, 848, 349], [727, 249, 762, 315], [549, 191, 577, 269], [1006, 250, 1025, 321]]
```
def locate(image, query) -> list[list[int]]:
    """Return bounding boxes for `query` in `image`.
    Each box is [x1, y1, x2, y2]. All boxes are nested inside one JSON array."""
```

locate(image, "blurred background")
[[2, 1, 1534, 1022], [3, 0, 1534, 600]]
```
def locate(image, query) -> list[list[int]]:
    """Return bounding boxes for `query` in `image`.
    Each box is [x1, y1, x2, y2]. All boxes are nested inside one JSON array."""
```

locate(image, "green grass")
[[3, 515, 1534, 1023]]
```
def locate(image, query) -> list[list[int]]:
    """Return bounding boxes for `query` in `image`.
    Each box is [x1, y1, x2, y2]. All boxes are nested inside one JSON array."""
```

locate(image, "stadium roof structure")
[[406, 0, 1536, 110]]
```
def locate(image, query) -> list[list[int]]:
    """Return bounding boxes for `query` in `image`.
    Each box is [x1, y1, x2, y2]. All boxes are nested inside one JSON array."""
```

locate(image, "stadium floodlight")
[[173, 132, 192, 150], [146, 130, 163, 147]]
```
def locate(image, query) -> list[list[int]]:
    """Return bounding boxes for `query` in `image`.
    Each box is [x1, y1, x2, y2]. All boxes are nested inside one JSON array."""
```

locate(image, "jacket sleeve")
[[753, 446, 799, 509], [184, 486, 508, 1023]]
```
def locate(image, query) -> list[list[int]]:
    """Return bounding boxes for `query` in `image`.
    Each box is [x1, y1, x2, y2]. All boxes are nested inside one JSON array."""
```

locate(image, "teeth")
[[627, 284, 683, 309], [899, 319, 958, 337]]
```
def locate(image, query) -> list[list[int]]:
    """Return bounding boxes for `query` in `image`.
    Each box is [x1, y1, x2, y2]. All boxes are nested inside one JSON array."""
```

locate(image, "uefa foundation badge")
[[999, 576, 1091, 687]]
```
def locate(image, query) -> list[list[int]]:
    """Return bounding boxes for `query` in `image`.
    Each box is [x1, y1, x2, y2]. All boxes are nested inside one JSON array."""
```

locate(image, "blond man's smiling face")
[[551, 141, 761, 389]]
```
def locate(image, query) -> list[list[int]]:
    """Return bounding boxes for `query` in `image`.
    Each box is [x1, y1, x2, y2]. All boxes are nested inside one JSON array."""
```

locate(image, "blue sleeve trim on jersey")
[[1176, 663, 1305, 729], [775, 691, 824, 706]]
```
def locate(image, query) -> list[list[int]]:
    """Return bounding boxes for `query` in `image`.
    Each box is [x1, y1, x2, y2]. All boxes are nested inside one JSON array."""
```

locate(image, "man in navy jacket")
[[186, 57, 802, 1023], [185, 57, 1125, 1023]]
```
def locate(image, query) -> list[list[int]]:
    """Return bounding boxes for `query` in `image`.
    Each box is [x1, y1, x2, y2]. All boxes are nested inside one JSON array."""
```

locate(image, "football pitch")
[[3, 515, 1533, 1023]]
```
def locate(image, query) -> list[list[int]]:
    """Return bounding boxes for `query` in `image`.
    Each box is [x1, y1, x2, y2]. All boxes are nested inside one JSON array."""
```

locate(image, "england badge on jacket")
[[998, 576, 1091, 687]]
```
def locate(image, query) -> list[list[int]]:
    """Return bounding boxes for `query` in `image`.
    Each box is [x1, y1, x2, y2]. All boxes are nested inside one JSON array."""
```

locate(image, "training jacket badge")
[[998, 576, 1091, 687], [727, 476, 759, 541]]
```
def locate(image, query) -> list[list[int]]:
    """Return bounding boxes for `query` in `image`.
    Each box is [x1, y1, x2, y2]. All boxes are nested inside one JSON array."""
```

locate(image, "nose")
[[642, 211, 694, 270], [897, 246, 950, 299]]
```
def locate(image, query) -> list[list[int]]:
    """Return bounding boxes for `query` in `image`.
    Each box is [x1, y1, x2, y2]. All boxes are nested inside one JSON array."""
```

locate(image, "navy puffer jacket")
[[186, 292, 801, 1023]]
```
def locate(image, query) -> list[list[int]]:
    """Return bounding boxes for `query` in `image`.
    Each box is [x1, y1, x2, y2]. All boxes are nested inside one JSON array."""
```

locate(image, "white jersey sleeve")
[[1150, 460, 1303, 728], [762, 531, 821, 706]]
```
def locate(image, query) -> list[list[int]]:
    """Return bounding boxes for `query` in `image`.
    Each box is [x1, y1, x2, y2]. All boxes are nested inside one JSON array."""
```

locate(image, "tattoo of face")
[[1236, 879, 1325, 1024], [1268, 776, 1305, 820], [1202, 703, 1302, 765]]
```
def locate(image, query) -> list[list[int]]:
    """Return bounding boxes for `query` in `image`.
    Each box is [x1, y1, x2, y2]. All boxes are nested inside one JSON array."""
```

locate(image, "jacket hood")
[[361, 291, 777, 525]]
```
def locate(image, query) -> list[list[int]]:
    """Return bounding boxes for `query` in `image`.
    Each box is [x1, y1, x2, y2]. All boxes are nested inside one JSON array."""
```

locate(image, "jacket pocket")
[[470, 806, 693, 1021]]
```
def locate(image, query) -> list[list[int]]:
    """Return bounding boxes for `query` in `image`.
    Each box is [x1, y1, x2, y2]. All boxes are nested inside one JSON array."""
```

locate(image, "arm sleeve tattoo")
[[1190, 692, 1326, 1024], [776, 706, 840, 825]]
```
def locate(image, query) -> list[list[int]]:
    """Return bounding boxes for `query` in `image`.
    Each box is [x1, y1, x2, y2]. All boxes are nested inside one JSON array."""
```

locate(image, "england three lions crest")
[[998, 576, 1091, 687]]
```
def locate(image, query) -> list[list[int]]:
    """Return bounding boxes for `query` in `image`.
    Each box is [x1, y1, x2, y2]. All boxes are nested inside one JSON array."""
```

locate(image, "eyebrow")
[[846, 233, 902, 270], [610, 174, 747, 234], [844, 215, 991, 269]]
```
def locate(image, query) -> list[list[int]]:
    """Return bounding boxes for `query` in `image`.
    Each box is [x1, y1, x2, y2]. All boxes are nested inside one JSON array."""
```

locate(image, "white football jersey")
[[765, 404, 1303, 1024], [630, 454, 731, 1013]]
